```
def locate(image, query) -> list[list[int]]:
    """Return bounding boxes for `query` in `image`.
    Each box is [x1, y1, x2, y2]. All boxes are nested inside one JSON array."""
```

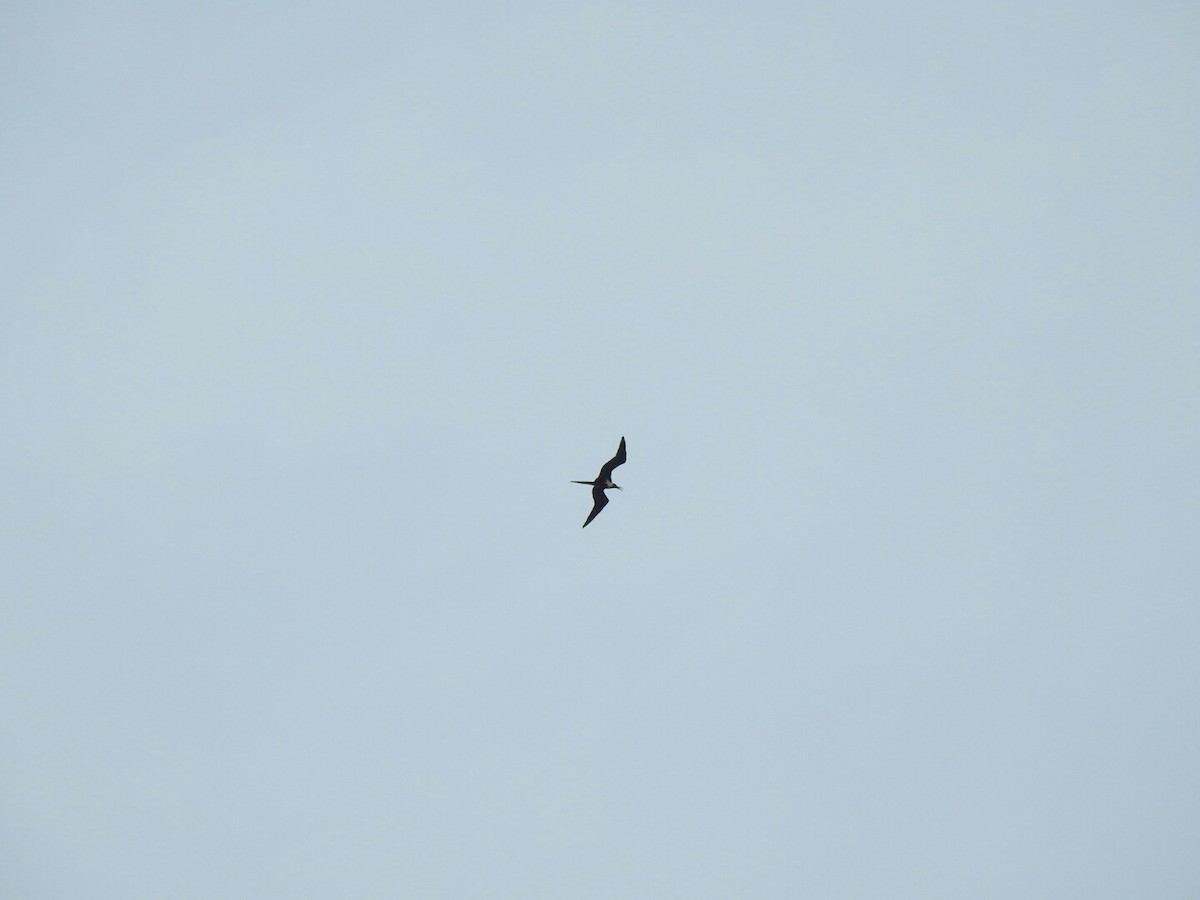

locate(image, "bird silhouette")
[[571, 437, 626, 527]]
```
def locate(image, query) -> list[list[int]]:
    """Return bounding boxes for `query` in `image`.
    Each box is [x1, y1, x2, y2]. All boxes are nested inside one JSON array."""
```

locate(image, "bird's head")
[[607, 481, 622, 491]]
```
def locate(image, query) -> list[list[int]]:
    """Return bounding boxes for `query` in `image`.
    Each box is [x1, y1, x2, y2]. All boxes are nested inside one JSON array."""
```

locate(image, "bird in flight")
[[572, 436, 626, 528]]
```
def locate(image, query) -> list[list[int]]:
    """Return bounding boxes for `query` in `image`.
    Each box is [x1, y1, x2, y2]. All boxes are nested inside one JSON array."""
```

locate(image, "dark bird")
[[572, 436, 626, 528]]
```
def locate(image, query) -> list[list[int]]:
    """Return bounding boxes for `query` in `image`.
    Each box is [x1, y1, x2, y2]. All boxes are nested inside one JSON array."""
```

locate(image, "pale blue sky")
[[3, 2, 1198, 897]]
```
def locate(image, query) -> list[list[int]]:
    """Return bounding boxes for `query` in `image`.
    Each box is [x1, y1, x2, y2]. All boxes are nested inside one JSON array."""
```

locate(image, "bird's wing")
[[582, 487, 609, 527], [598, 436, 627, 481]]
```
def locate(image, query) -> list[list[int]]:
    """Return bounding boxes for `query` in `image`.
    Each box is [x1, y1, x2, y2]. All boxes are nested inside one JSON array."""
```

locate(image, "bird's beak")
[[615, 485, 623, 490]]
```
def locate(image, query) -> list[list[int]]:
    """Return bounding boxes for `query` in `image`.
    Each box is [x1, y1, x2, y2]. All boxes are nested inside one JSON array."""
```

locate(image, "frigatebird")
[[572, 436, 626, 528]]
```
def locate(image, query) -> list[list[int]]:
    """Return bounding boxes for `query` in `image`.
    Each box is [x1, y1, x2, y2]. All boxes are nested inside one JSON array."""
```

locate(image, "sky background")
[[3, 2, 1198, 897]]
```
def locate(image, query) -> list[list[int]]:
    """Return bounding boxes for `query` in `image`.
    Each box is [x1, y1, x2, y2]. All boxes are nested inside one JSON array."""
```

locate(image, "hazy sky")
[[3, 2, 1198, 897]]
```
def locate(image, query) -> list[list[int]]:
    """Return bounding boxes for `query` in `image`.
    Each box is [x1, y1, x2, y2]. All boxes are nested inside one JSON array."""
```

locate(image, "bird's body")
[[572, 436, 626, 527]]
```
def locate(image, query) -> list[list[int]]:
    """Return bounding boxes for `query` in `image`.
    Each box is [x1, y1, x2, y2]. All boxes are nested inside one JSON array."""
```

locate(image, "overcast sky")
[[3, 2, 1198, 897]]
